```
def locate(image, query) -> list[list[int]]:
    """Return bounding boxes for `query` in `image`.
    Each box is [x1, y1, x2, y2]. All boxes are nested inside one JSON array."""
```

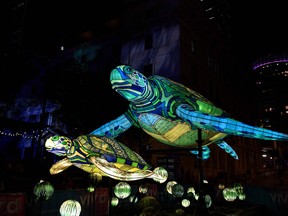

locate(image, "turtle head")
[[110, 65, 149, 101], [45, 135, 72, 156]]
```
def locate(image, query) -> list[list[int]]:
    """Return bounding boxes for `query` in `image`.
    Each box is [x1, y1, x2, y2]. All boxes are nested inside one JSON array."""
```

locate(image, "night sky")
[[232, 1, 288, 66], [1, 1, 288, 101]]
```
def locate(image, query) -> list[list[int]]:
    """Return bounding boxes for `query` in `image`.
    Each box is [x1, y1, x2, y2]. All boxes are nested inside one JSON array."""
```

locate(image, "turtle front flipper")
[[50, 158, 73, 174], [89, 156, 154, 181], [176, 104, 288, 141], [90, 114, 133, 138]]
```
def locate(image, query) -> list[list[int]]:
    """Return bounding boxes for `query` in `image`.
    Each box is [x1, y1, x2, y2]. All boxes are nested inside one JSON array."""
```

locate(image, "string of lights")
[[0, 128, 50, 139]]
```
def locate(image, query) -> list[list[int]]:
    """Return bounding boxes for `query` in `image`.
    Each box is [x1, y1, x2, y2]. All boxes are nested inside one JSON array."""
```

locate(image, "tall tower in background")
[[253, 53, 288, 159]]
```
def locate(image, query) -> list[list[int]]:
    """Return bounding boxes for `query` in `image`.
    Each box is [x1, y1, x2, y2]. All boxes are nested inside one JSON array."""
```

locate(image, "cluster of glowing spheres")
[[221, 183, 246, 201], [114, 182, 131, 199], [166, 181, 184, 197], [59, 200, 81, 216], [33, 180, 54, 200]]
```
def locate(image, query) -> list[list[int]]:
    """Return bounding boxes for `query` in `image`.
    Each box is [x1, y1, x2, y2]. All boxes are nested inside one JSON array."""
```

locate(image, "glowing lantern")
[[139, 184, 149, 194], [218, 184, 225, 190], [129, 195, 138, 203], [166, 181, 177, 194], [152, 167, 168, 183], [234, 183, 244, 194], [181, 199, 190, 207], [204, 195, 212, 208], [187, 187, 195, 197], [33, 180, 54, 200], [223, 187, 237, 201], [172, 184, 184, 197], [175, 208, 185, 216], [238, 192, 246, 200], [138, 196, 160, 210], [87, 185, 94, 192], [111, 197, 119, 207], [59, 200, 81, 216], [114, 182, 131, 199]]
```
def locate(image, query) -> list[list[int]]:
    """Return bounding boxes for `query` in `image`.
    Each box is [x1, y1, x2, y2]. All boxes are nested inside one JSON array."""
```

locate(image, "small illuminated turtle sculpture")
[[45, 135, 166, 182], [90, 65, 288, 159]]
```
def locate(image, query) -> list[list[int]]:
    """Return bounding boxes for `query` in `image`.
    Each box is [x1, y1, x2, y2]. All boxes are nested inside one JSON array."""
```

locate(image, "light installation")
[[59, 200, 81, 216], [90, 65, 288, 159], [114, 182, 131, 199], [166, 181, 177, 194], [45, 134, 167, 182], [33, 180, 54, 200], [171, 183, 185, 197], [222, 188, 238, 202], [111, 197, 119, 207]]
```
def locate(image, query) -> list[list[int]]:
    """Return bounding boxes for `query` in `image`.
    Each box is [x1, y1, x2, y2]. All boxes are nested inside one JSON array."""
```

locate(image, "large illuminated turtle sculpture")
[[90, 65, 288, 159], [45, 134, 166, 182]]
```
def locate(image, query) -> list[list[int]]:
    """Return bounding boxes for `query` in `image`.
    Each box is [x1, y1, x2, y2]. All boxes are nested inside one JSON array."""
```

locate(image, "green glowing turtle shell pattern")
[[70, 135, 151, 170]]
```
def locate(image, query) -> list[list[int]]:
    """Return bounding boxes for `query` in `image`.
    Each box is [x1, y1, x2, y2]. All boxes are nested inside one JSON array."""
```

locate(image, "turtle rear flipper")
[[215, 140, 238, 159], [176, 104, 288, 141]]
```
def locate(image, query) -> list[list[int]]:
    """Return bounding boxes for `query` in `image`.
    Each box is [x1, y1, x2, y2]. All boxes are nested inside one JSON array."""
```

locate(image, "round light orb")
[[114, 182, 131, 199], [223, 187, 237, 202], [59, 200, 81, 216], [204, 195, 212, 208], [238, 192, 246, 200], [172, 184, 184, 197], [111, 197, 119, 207], [181, 199, 190, 207], [33, 180, 54, 200], [166, 181, 177, 194], [152, 167, 168, 183]]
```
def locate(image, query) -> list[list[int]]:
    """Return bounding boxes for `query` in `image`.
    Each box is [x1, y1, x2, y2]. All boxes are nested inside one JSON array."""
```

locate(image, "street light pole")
[[195, 128, 208, 216]]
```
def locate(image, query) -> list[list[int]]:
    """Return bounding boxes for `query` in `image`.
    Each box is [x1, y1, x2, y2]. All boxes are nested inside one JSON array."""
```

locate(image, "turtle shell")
[[73, 134, 151, 170]]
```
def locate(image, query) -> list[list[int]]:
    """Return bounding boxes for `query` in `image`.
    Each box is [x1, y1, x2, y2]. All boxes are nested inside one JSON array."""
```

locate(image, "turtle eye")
[[51, 135, 60, 141], [125, 66, 132, 73]]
